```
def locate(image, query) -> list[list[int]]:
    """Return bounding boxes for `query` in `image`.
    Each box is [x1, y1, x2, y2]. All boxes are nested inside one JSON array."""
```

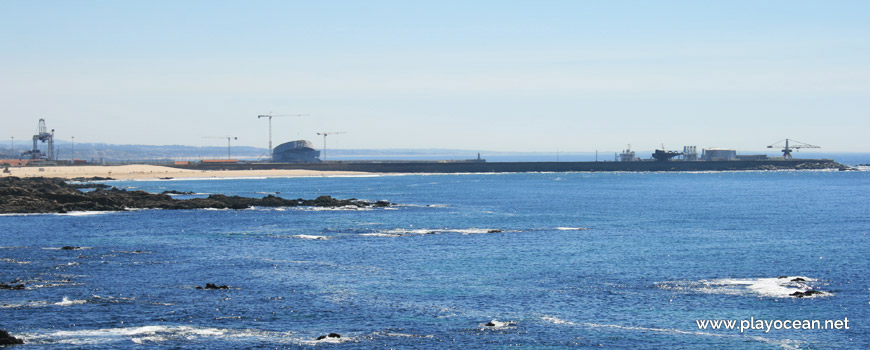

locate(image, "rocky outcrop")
[[196, 283, 229, 290], [0, 282, 25, 290], [0, 330, 23, 345], [0, 177, 392, 214], [315, 333, 341, 340], [790, 290, 824, 298]]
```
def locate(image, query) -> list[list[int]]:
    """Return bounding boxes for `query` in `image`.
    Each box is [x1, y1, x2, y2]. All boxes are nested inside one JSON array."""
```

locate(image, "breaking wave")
[[655, 276, 830, 298], [20, 325, 356, 346]]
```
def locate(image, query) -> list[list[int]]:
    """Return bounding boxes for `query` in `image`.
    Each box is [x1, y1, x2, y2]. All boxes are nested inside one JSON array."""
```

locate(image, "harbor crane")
[[22, 119, 55, 160], [257, 113, 309, 157], [316, 132, 346, 161], [767, 139, 820, 159], [202, 136, 238, 159]]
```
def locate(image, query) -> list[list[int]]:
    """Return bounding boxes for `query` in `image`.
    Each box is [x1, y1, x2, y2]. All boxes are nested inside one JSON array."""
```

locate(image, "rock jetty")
[[0, 177, 391, 214]]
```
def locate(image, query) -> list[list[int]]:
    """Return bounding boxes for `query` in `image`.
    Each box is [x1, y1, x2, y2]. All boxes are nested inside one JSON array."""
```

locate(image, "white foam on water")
[[360, 233, 402, 237], [57, 211, 116, 216], [292, 235, 329, 240], [54, 297, 88, 306], [583, 323, 802, 350], [381, 332, 435, 338], [25, 325, 232, 345], [540, 316, 576, 325], [298, 206, 372, 211], [555, 227, 589, 231], [656, 276, 829, 298], [376, 228, 508, 237], [1, 301, 49, 308], [0, 258, 30, 264]]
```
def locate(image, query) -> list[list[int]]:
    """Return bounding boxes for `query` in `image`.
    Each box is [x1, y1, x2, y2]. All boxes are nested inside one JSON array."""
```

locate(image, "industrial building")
[[701, 148, 737, 161]]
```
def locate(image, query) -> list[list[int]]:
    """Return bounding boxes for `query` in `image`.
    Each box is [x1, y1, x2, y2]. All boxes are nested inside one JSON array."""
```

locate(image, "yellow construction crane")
[[257, 113, 309, 157], [316, 131, 346, 161], [767, 139, 820, 159]]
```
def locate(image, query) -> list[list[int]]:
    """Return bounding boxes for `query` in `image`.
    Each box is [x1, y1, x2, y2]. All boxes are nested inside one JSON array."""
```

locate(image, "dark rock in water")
[[777, 276, 788, 279], [0, 329, 24, 345], [0, 177, 393, 214], [790, 290, 824, 298], [197, 283, 229, 290], [316, 333, 341, 340], [0, 283, 25, 290], [484, 319, 515, 327], [791, 277, 806, 282], [61, 246, 81, 250]]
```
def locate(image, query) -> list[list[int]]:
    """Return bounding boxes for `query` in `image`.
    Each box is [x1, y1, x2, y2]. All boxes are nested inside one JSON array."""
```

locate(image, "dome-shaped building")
[[272, 140, 321, 163]]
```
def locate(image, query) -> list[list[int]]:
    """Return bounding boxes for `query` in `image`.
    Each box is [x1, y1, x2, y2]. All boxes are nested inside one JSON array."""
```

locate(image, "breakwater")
[[173, 159, 845, 173]]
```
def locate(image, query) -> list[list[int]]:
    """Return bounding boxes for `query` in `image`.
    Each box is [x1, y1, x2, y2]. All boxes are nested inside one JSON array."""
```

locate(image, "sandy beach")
[[0, 164, 375, 181]]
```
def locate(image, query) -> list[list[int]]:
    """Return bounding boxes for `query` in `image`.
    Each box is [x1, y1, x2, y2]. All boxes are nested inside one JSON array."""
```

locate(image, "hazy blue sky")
[[2, 0, 868, 152]]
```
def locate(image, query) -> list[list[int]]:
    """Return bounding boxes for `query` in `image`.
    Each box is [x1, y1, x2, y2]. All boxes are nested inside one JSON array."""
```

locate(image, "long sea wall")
[[172, 159, 845, 173]]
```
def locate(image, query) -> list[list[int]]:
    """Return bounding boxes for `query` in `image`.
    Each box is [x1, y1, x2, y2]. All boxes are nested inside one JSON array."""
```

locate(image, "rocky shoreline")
[[0, 177, 390, 214]]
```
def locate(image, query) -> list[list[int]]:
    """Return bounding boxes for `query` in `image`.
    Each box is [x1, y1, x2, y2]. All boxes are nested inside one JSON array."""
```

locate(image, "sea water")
[[1, 171, 868, 349]]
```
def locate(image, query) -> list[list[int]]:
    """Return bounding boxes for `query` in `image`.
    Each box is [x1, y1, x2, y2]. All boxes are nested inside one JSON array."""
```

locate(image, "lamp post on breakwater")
[[203, 136, 238, 159]]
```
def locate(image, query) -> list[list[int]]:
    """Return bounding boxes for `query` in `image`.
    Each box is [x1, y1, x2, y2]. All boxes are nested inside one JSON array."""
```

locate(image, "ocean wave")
[[371, 228, 509, 237], [583, 323, 802, 349], [655, 276, 830, 298], [54, 297, 88, 306], [540, 315, 575, 325], [555, 227, 589, 231], [57, 211, 118, 216], [0, 258, 30, 264], [296, 206, 373, 211], [359, 233, 403, 238], [537, 317, 801, 349], [20, 325, 355, 346], [291, 235, 329, 240]]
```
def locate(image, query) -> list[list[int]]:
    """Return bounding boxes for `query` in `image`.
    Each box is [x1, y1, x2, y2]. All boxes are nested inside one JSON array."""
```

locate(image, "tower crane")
[[202, 136, 238, 159], [767, 139, 820, 159], [316, 132, 346, 161], [257, 113, 309, 158]]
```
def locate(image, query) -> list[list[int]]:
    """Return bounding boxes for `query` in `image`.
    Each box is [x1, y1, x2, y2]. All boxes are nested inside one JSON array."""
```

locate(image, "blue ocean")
[[1, 171, 868, 349]]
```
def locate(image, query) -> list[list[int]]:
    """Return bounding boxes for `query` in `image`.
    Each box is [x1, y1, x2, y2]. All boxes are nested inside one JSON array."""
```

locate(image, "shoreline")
[[0, 164, 376, 181]]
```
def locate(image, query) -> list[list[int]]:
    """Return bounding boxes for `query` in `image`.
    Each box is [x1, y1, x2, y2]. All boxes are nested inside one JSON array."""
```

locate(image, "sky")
[[1, 0, 868, 153]]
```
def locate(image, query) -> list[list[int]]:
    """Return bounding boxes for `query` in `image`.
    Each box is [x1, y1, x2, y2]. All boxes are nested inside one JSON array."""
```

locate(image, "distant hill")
[[1, 142, 269, 162]]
